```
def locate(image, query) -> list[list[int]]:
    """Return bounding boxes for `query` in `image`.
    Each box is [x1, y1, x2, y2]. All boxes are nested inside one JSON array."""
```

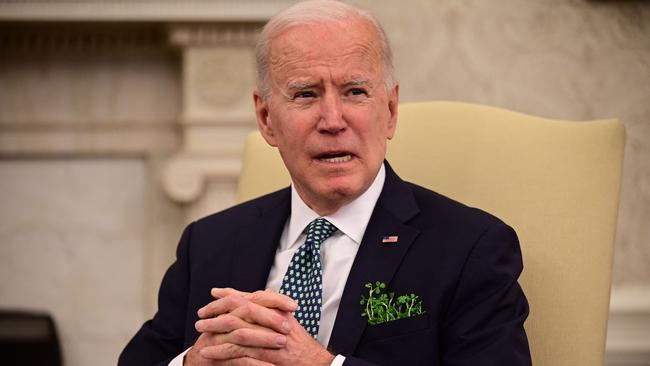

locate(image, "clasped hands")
[[186, 288, 335, 366]]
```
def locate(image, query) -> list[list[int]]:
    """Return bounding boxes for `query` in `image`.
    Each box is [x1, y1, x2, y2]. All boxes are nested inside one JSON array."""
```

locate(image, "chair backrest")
[[236, 101, 626, 366]]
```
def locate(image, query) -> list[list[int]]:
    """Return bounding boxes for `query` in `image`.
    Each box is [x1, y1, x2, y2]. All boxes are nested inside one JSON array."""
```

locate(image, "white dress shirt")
[[170, 164, 386, 366]]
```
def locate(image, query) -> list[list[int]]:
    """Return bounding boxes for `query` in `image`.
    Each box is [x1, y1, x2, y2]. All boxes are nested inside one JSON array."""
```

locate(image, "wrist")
[[317, 348, 336, 366], [184, 346, 201, 366]]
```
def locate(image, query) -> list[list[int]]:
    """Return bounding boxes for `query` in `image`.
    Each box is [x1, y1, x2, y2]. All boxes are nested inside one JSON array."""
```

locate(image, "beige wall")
[[0, 160, 149, 365], [0, 0, 648, 365], [354, 0, 650, 287], [0, 46, 185, 365]]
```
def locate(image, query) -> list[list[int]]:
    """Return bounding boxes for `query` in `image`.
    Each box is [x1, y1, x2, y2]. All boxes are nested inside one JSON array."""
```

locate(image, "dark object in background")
[[0, 311, 63, 365]]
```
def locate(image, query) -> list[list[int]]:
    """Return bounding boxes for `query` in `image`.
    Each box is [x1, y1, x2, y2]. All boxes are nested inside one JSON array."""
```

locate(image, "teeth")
[[320, 154, 352, 163]]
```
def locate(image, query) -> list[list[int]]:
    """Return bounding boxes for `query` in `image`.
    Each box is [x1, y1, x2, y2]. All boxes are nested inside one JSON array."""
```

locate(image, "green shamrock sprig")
[[360, 281, 426, 325]]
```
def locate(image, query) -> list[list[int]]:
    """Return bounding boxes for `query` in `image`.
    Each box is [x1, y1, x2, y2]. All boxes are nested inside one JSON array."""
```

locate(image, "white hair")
[[255, 0, 396, 99]]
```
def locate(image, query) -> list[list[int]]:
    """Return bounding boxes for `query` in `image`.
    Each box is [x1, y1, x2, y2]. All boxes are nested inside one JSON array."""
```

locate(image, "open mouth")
[[316, 152, 353, 163]]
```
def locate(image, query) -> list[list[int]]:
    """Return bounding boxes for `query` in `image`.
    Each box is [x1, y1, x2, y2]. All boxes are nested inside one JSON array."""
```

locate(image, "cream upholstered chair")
[[236, 101, 626, 366]]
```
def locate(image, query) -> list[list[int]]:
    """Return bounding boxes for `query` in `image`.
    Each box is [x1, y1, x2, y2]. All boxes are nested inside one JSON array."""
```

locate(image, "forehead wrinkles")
[[268, 23, 383, 84], [271, 45, 379, 80]]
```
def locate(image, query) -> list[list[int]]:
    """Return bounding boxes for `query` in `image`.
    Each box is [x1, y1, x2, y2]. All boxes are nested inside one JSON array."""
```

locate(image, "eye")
[[348, 88, 368, 97], [293, 91, 316, 99]]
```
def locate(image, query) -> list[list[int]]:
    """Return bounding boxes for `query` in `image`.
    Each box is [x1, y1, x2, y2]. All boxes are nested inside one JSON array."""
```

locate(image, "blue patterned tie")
[[279, 218, 338, 338]]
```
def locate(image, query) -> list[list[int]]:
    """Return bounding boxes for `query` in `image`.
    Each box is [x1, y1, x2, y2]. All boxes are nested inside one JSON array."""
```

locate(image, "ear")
[[253, 90, 278, 147], [385, 83, 399, 140]]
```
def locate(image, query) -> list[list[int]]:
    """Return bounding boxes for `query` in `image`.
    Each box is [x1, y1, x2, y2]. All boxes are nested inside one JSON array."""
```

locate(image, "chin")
[[321, 179, 366, 201]]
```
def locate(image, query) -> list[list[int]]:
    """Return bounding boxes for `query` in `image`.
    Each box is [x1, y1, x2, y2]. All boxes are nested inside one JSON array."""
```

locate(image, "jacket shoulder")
[[192, 187, 290, 231], [405, 182, 506, 232]]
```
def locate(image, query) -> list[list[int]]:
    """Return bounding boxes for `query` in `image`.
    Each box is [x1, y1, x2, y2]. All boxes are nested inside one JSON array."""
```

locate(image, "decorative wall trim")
[[161, 123, 256, 203], [0, 0, 297, 22], [161, 22, 260, 203], [168, 23, 261, 48], [0, 23, 167, 52], [606, 285, 650, 366], [161, 154, 241, 203], [0, 122, 179, 156], [0, 3, 269, 205]]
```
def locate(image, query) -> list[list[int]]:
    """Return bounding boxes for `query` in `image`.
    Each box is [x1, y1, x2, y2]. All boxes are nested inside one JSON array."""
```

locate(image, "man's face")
[[254, 18, 399, 215]]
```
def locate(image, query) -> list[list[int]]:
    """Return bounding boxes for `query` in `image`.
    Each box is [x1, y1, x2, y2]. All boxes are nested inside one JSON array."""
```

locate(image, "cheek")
[[364, 117, 391, 144], [273, 108, 317, 136], [366, 125, 390, 159], [269, 117, 310, 162]]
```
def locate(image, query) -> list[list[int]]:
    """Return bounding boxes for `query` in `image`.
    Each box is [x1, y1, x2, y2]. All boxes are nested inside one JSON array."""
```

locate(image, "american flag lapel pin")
[[382, 235, 399, 244]]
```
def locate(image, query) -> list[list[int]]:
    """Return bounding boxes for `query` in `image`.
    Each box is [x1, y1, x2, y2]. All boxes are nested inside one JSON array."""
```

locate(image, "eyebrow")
[[287, 81, 319, 91], [286, 78, 373, 91], [344, 78, 373, 89], [345, 78, 370, 86]]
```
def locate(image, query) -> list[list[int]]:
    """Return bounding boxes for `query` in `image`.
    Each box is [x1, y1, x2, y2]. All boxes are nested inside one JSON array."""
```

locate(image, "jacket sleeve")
[[118, 223, 195, 366]]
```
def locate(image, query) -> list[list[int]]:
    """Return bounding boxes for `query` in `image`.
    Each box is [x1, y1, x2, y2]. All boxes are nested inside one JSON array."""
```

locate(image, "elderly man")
[[120, 1, 531, 365]]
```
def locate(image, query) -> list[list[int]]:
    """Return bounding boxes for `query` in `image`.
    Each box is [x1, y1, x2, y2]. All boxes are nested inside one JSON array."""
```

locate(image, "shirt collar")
[[285, 163, 386, 250]]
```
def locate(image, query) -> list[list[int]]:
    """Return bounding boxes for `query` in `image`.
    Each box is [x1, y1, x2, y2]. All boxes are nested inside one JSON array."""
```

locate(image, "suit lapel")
[[328, 163, 421, 355], [228, 189, 291, 292]]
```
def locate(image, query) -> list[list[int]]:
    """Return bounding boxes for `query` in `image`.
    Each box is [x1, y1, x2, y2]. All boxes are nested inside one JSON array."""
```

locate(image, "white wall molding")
[[606, 285, 650, 366], [0, 122, 179, 156], [161, 23, 259, 204], [168, 23, 261, 48], [0, 0, 297, 22], [0, 20, 263, 204], [161, 154, 241, 203], [0, 23, 166, 52]]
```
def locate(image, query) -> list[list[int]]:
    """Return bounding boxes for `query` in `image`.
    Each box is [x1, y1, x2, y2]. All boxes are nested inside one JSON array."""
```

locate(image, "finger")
[[212, 288, 298, 313], [229, 300, 293, 334], [198, 296, 292, 334], [200, 343, 274, 362], [210, 287, 250, 299], [196, 313, 271, 334], [198, 294, 248, 318], [225, 357, 275, 366], [248, 289, 298, 313], [208, 327, 287, 349], [199, 343, 247, 360]]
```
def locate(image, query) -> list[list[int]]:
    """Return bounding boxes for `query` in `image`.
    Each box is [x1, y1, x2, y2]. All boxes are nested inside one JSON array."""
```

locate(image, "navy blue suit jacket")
[[119, 163, 531, 366]]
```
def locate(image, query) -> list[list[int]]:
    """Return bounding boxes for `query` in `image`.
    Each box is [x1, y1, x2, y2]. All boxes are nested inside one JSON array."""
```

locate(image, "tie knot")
[[306, 218, 337, 244]]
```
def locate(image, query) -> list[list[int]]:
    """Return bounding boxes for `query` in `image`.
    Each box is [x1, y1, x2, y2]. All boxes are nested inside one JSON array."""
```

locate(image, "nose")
[[317, 93, 346, 134]]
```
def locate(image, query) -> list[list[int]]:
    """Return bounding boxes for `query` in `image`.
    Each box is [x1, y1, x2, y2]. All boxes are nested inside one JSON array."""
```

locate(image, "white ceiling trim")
[[0, 1, 299, 22]]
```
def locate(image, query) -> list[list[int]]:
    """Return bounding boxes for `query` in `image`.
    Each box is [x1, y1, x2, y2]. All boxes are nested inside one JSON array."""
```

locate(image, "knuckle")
[[202, 343, 229, 360], [199, 345, 215, 359], [209, 332, 226, 347], [208, 302, 223, 315], [230, 328, 247, 343], [239, 303, 253, 317], [219, 296, 235, 310], [225, 294, 242, 306], [249, 290, 264, 302], [221, 314, 238, 330], [194, 332, 210, 347], [256, 348, 272, 362], [223, 343, 240, 358]]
